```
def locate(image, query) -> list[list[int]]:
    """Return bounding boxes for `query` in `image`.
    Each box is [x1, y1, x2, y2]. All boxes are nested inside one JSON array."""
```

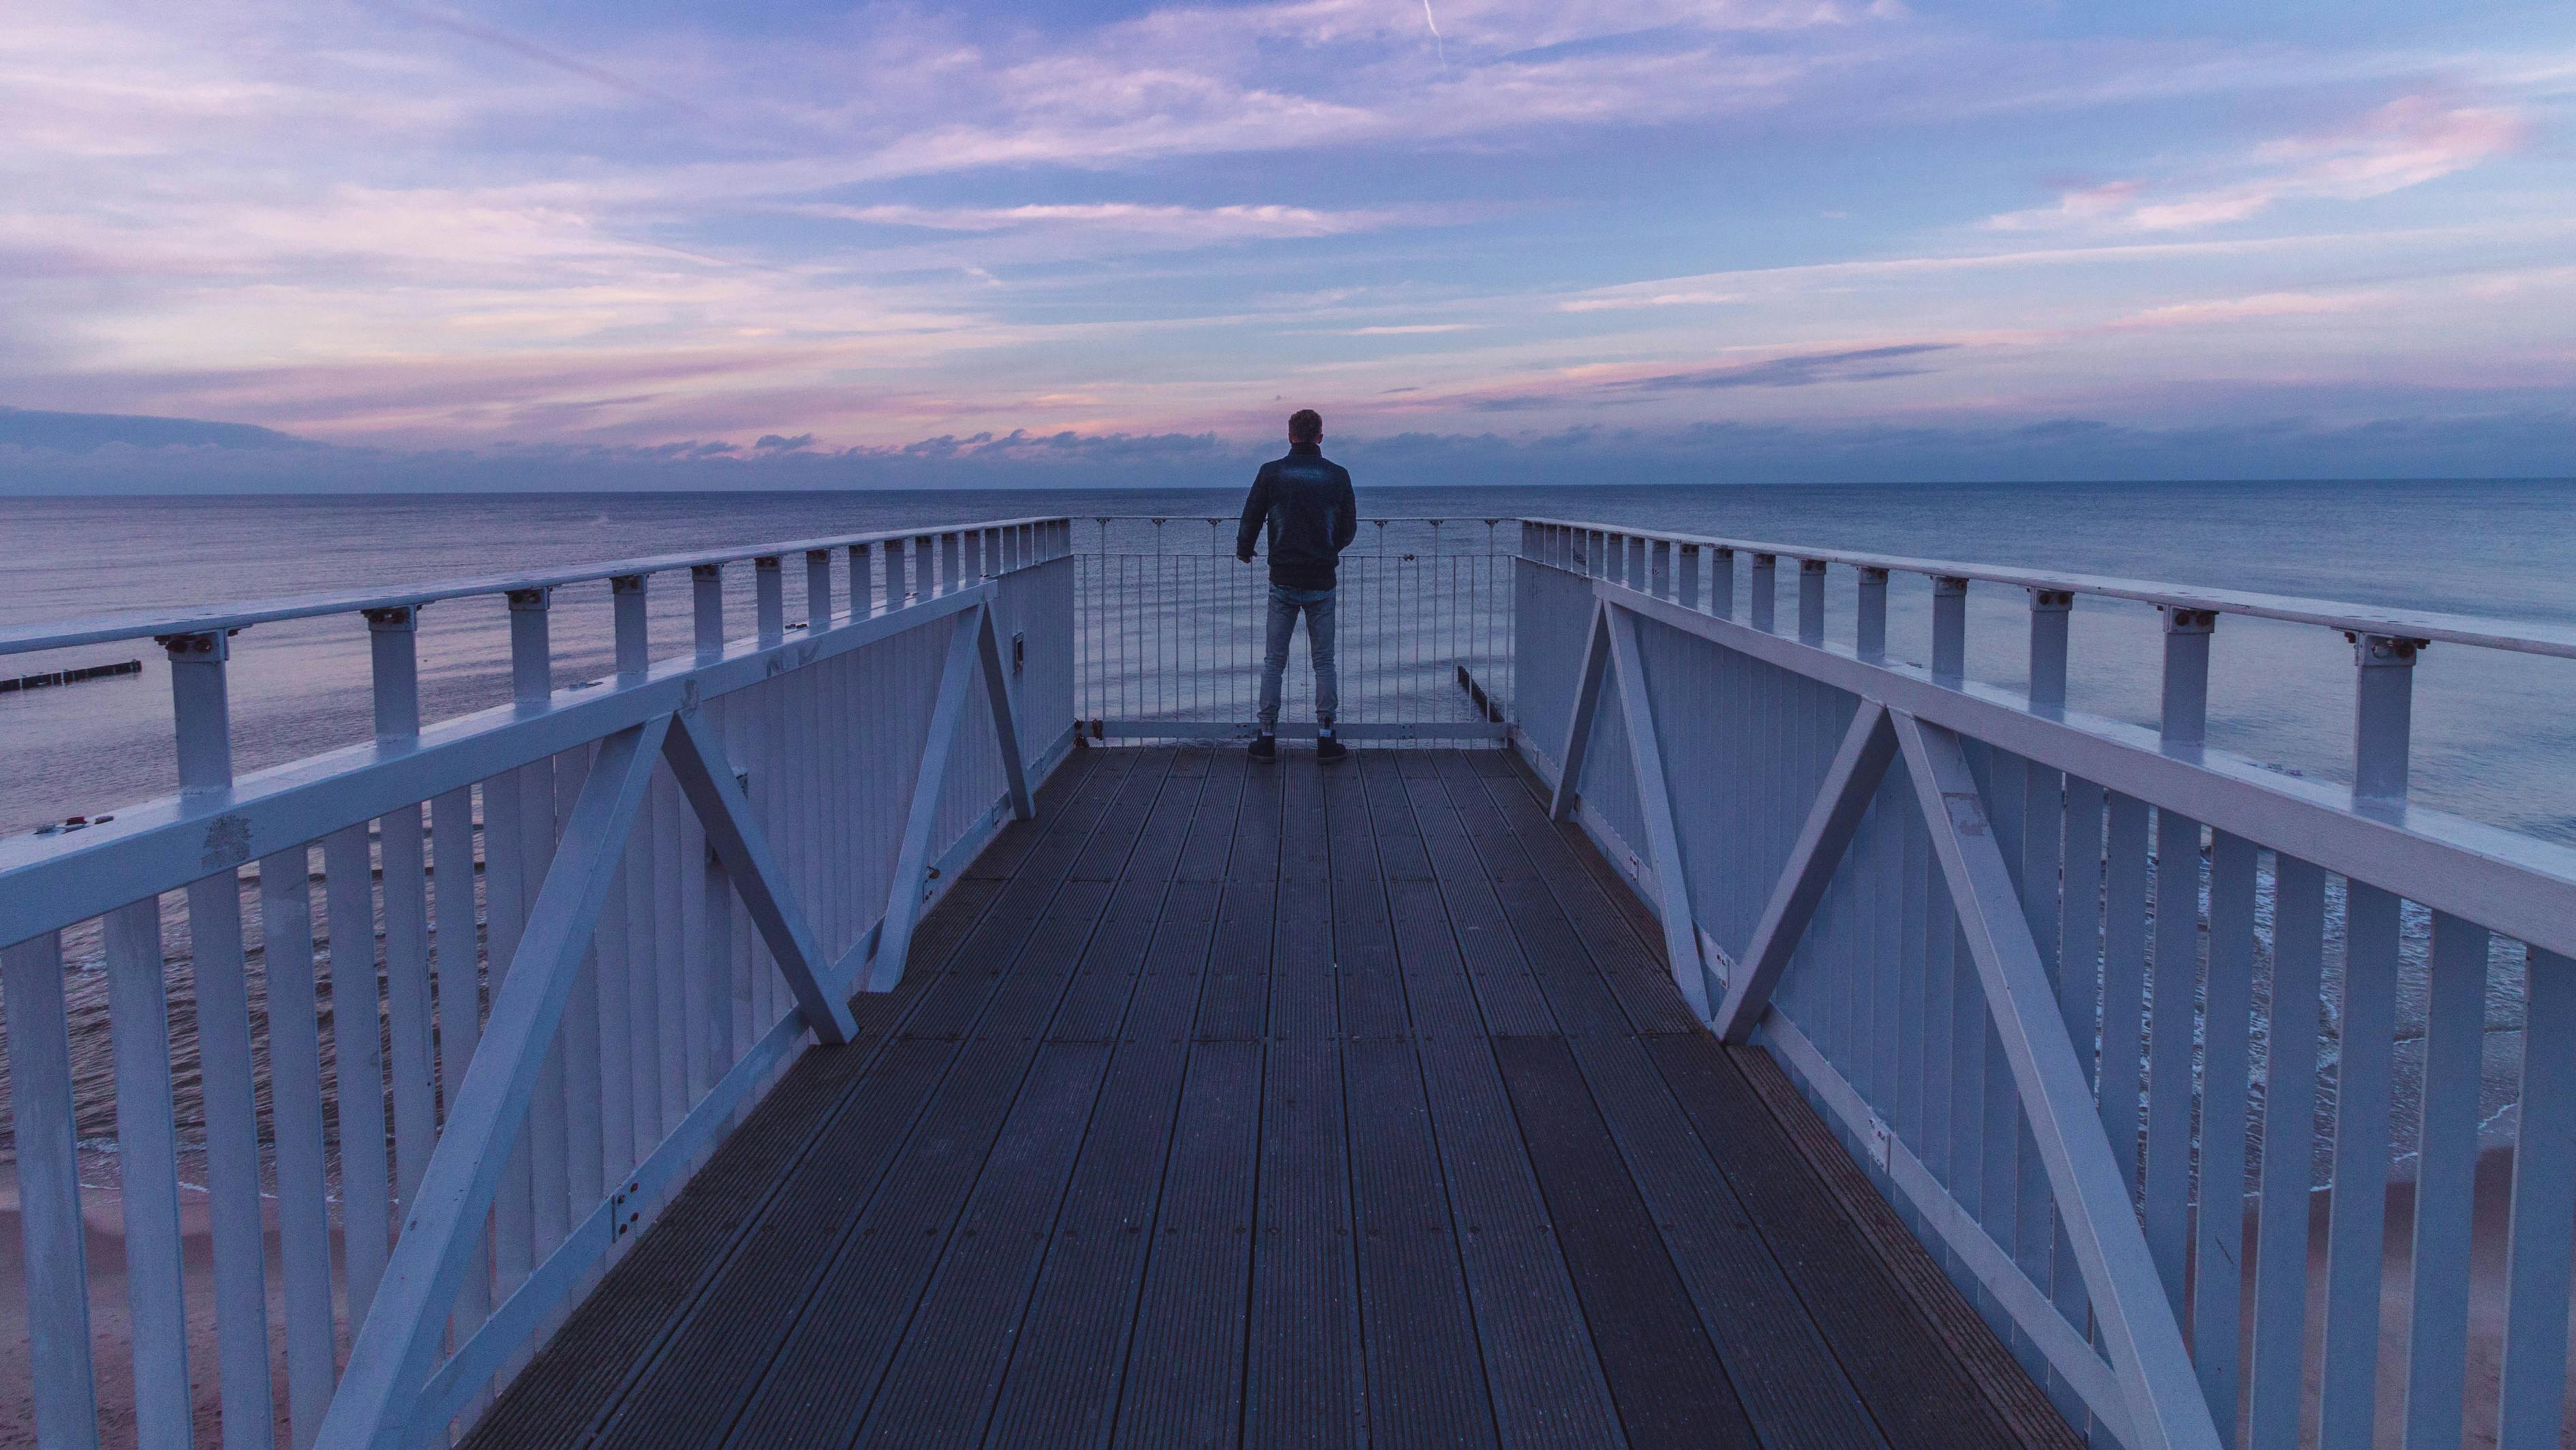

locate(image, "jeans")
[[1258, 584, 1337, 730]]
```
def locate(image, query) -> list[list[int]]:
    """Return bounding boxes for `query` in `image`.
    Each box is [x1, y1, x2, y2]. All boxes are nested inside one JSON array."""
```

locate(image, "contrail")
[[378, 2, 709, 118], [1419, 0, 1447, 68]]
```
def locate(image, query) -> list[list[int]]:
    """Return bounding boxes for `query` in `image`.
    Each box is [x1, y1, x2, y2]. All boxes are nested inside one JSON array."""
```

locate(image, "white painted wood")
[[2496, 947, 2576, 1449], [2402, 913, 2489, 1449], [1549, 601, 1612, 821], [189, 866, 280, 1449], [662, 707, 858, 1042], [2191, 830, 2256, 1427], [1713, 701, 1897, 1043], [315, 717, 666, 1450], [1893, 710, 2224, 1450], [3, 932, 101, 1450], [1586, 585, 2576, 962], [975, 604, 1034, 820], [102, 897, 194, 1450], [414, 1006, 809, 1430], [327, 821, 395, 1332], [427, 787, 491, 1355], [0, 585, 1026, 940], [865, 611, 978, 992], [2247, 855, 2324, 1450], [256, 853, 338, 1449], [2319, 881, 2402, 1449], [384, 806, 438, 1220], [1604, 604, 1715, 1017], [1763, 1010, 2134, 1446]]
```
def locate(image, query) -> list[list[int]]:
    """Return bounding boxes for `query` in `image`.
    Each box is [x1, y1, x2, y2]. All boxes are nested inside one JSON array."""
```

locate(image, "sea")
[[6, 479, 2574, 842]]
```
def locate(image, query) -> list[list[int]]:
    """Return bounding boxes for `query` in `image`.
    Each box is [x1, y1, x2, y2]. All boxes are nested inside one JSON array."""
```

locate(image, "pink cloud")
[[1987, 97, 2525, 234]]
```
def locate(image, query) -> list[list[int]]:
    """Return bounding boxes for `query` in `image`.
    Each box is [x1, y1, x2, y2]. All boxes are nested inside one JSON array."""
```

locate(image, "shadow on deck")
[[463, 746, 2074, 1449]]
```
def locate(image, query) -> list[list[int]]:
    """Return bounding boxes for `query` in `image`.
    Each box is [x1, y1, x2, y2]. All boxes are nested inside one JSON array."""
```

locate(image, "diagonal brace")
[[1713, 701, 1896, 1042], [1549, 599, 1613, 821], [315, 715, 668, 1450], [865, 605, 987, 993], [1892, 709, 2221, 1450], [662, 707, 859, 1044], [973, 602, 1033, 821], [1604, 602, 1716, 1017]]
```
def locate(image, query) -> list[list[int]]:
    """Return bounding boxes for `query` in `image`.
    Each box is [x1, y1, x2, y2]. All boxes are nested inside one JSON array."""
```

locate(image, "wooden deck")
[[463, 746, 2074, 1450]]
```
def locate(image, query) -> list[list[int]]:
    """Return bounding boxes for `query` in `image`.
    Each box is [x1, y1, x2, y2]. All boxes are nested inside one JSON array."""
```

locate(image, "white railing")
[[1516, 519, 2576, 1450], [0, 519, 1076, 1449], [1074, 515, 1514, 743]]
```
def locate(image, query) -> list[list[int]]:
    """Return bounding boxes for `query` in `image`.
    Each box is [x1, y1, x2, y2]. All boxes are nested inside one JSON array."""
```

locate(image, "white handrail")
[[1521, 515, 2576, 659]]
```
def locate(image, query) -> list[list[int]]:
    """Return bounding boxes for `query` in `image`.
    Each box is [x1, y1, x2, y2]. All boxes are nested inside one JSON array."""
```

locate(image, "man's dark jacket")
[[1236, 442, 1358, 590]]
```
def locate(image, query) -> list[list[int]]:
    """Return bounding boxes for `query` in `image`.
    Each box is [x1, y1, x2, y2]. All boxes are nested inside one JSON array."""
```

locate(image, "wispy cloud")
[[1987, 97, 2526, 232]]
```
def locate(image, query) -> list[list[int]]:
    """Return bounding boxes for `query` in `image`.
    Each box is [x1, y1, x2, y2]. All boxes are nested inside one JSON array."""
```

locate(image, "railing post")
[[1651, 539, 1672, 599], [1856, 567, 1888, 662], [1626, 534, 1646, 590], [2028, 590, 2072, 713], [369, 605, 423, 739], [508, 588, 553, 706], [163, 629, 235, 790], [611, 575, 649, 676], [692, 563, 724, 659], [1797, 558, 1826, 645], [849, 543, 874, 616], [1711, 547, 1735, 620], [940, 532, 962, 595], [1677, 543, 1700, 611], [913, 533, 936, 599], [806, 549, 835, 633], [754, 556, 784, 645], [2351, 633, 2419, 806], [1751, 552, 1777, 633], [157, 626, 277, 1440], [1931, 575, 1967, 684], [2159, 608, 2214, 749]]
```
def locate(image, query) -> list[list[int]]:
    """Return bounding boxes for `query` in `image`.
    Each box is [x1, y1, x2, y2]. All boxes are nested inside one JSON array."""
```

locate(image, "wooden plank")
[[461, 753, 1107, 1450], [1490, 1033, 1758, 1448], [982, 871, 1225, 1444], [1465, 759, 1893, 1450], [642, 757, 1173, 1448], [1387, 755, 1627, 1449], [1114, 1039, 1264, 1447]]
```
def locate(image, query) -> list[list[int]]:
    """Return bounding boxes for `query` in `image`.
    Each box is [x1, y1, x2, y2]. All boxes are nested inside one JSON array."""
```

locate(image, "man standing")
[[1236, 408, 1357, 763]]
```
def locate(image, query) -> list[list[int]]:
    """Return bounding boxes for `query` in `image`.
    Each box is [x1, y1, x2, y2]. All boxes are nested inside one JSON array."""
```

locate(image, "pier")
[[4, 515, 2575, 1449]]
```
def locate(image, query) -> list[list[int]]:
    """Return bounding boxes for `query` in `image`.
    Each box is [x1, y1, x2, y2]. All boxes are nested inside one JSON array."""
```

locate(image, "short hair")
[[1287, 408, 1323, 442]]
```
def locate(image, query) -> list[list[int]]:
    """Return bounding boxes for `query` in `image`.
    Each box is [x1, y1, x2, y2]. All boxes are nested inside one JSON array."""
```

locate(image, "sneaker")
[[1315, 729, 1348, 764], [1248, 731, 1278, 764]]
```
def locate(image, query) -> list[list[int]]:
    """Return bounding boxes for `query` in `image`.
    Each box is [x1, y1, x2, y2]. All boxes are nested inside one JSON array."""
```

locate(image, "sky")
[[3, 0, 2573, 489]]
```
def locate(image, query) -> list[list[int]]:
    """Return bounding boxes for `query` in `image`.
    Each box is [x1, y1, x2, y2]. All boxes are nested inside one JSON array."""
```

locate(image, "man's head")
[[1287, 408, 1323, 447]]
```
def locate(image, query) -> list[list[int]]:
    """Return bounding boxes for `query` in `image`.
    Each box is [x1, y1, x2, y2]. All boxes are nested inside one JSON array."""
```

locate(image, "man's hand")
[[1237, 549, 1254, 564]]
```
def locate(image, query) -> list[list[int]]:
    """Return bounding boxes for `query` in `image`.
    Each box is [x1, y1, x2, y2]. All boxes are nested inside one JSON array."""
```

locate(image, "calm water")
[[5, 480, 2573, 841]]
